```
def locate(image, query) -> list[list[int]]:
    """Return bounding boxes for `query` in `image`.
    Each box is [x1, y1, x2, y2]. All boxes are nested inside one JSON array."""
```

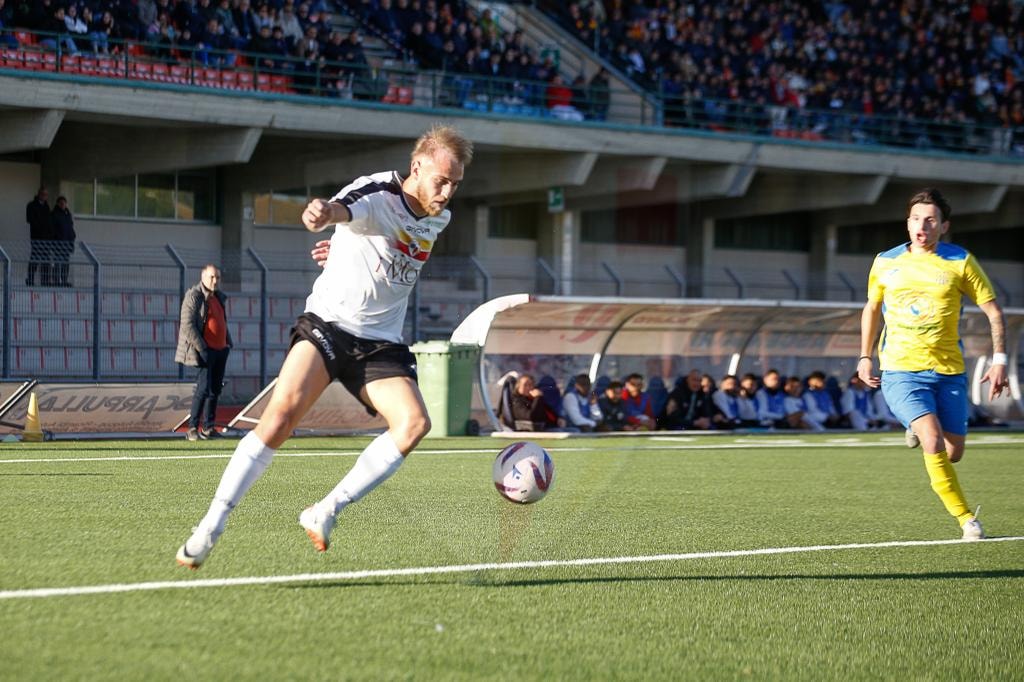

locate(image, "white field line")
[[1, 536, 1021, 601], [4, 435, 1024, 465]]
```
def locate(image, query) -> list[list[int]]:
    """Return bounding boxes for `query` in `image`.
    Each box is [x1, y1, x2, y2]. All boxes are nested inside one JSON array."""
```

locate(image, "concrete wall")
[[0, 161, 41, 244]]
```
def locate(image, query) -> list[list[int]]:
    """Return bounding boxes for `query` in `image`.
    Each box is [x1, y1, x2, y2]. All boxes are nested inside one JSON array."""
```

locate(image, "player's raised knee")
[[392, 413, 431, 452]]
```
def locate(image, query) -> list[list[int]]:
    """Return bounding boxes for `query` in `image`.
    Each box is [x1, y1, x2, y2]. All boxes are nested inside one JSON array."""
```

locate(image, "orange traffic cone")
[[23, 392, 43, 442]]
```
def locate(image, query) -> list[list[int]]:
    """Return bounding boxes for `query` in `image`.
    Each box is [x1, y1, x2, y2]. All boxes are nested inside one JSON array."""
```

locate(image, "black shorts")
[[290, 312, 418, 415]]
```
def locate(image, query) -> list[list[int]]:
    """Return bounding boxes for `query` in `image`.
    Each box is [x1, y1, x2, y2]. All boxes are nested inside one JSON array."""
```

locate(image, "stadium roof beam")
[[50, 124, 262, 178], [455, 152, 598, 199], [562, 161, 754, 211], [817, 181, 1009, 226], [0, 109, 64, 154], [703, 173, 888, 219]]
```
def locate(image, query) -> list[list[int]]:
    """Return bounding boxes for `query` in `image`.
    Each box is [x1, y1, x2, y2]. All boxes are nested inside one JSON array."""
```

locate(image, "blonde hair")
[[411, 124, 474, 166]]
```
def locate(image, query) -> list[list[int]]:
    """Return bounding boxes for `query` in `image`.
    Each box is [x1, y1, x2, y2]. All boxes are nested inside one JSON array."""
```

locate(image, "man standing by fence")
[[25, 186, 53, 287], [175, 264, 233, 441]]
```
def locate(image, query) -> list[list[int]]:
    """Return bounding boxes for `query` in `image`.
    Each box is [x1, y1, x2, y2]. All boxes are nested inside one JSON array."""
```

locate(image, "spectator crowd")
[[546, 0, 1024, 151], [496, 367, 1002, 434]]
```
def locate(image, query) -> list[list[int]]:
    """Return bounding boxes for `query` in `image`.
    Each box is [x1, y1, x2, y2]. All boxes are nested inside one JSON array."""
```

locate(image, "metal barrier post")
[[781, 269, 801, 299], [469, 255, 491, 302], [165, 244, 187, 379], [537, 258, 558, 294], [0, 245, 10, 378], [664, 264, 685, 298], [601, 261, 623, 296], [80, 242, 101, 380], [247, 247, 268, 388], [724, 267, 744, 299], [837, 271, 857, 301]]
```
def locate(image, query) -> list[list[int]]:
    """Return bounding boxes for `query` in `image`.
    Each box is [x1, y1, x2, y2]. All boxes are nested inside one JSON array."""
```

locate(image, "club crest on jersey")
[[394, 230, 431, 262]]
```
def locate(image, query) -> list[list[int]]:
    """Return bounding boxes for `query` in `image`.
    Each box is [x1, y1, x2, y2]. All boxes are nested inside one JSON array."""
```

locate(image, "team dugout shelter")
[[450, 296, 1024, 432]]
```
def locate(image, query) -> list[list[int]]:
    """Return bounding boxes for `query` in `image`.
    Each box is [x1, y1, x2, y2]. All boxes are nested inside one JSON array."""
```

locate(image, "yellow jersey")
[[867, 242, 996, 374]]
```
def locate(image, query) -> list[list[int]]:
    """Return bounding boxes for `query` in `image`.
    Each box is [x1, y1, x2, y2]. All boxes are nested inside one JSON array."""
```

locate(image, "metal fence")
[[2, 28, 1021, 158], [4, 240, 1019, 388]]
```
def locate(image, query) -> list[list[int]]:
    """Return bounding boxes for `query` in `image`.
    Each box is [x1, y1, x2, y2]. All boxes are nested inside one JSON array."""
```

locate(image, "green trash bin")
[[411, 341, 480, 437]]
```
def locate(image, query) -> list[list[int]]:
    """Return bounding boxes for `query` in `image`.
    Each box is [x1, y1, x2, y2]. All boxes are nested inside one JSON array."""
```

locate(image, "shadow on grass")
[[289, 568, 1024, 591]]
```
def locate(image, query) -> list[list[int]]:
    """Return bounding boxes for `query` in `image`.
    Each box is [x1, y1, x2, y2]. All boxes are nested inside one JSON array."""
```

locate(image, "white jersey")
[[305, 171, 450, 343]]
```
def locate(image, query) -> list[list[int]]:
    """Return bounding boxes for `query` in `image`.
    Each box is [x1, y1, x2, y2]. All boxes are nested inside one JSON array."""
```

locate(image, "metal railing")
[[1, 27, 1020, 157]]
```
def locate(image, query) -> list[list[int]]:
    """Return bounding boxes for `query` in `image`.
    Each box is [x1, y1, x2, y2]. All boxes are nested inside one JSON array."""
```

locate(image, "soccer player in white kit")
[[176, 125, 473, 568]]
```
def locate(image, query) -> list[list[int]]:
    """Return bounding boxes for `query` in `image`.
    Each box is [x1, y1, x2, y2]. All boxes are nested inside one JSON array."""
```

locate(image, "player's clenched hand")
[[302, 199, 335, 233], [310, 240, 331, 268], [857, 357, 880, 388], [980, 363, 1009, 400]]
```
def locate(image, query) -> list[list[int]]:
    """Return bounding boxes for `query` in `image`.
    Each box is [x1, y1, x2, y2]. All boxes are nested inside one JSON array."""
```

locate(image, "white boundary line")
[[5, 435, 1024, 465], [2, 536, 1021, 601]]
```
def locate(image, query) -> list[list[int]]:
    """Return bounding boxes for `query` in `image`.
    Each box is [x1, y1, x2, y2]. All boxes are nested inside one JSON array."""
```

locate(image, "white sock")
[[316, 431, 405, 516], [190, 431, 275, 549]]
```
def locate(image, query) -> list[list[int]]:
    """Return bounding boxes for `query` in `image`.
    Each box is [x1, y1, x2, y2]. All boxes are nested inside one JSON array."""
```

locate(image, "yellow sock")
[[923, 452, 973, 526]]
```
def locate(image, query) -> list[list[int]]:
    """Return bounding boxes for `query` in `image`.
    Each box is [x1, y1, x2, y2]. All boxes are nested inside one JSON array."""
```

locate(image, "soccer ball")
[[493, 441, 554, 504]]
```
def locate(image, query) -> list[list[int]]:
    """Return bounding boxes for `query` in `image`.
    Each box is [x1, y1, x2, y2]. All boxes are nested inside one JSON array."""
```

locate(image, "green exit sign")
[[547, 187, 564, 213]]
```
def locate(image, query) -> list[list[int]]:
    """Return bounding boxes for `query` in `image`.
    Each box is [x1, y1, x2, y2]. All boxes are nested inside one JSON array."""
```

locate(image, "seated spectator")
[[546, 74, 585, 121], [841, 373, 879, 431], [805, 371, 842, 428], [64, 4, 88, 37], [621, 373, 655, 431], [596, 380, 628, 431], [496, 373, 559, 432], [88, 9, 114, 55], [659, 369, 717, 430], [712, 374, 760, 429], [562, 373, 602, 432], [41, 6, 80, 55], [755, 369, 788, 428], [782, 375, 824, 432]]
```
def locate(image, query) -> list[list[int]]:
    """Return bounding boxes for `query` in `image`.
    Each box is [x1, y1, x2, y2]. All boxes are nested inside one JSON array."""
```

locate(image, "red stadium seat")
[[236, 70, 254, 90], [397, 86, 413, 105], [41, 51, 57, 71], [79, 56, 98, 76], [96, 57, 116, 77], [22, 50, 43, 70], [169, 64, 188, 84], [270, 74, 291, 92], [131, 61, 151, 80], [14, 31, 35, 46], [61, 53, 81, 73], [220, 69, 237, 89], [200, 66, 220, 87], [382, 84, 398, 103], [255, 72, 271, 91], [151, 63, 170, 82], [2, 47, 23, 68]]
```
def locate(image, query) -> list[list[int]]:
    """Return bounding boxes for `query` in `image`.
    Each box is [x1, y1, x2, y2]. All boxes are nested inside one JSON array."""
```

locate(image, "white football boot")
[[961, 518, 986, 541], [299, 506, 335, 552], [176, 527, 218, 570], [904, 427, 920, 449]]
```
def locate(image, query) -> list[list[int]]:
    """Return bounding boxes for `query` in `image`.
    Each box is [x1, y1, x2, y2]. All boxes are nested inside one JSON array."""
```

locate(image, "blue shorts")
[[881, 370, 968, 436]]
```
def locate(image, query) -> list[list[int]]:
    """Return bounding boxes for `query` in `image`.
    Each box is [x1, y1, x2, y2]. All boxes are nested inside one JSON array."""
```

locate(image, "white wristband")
[[991, 352, 1008, 366]]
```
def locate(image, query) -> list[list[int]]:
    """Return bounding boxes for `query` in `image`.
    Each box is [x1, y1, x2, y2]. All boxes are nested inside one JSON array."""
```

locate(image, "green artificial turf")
[[1, 433, 1022, 680]]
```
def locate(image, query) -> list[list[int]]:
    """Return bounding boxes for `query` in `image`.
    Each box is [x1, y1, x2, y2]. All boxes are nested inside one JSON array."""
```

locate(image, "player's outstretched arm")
[[858, 300, 882, 388], [302, 199, 350, 233], [978, 299, 1009, 399]]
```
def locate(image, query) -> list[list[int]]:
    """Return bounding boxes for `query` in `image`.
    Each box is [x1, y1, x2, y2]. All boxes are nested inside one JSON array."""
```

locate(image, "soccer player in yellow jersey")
[[858, 188, 1008, 540]]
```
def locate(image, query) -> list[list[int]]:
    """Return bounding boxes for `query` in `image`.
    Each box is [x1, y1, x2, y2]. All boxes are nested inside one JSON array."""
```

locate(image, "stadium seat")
[[21, 50, 42, 70], [397, 86, 413, 105], [647, 377, 669, 417], [1, 47, 21, 67], [236, 70, 254, 90], [96, 57, 116, 77], [15, 348, 43, 373], [61, 54, 80, 73], [151, 63, 170, 82], [131, 61, 152, 80], [41, 52, 57, 71], [255, 73, 271, 91], [30, 291, 56, 314], [382, 84, 399, 103], [270, 74, 291, 92], [14, 31, 35, 46], [66, 348, 92, 375], [220, 69, 237, 89], [63, 319, 91, 343], [78, 56, 98, 76], [13, 318, 41, 342], [42, 348, 67, 372], [200, 67, 220, 87], [169, 64, 188, 84]]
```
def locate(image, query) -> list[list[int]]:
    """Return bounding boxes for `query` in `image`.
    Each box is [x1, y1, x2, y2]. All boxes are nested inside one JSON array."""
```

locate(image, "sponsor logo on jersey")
[[394, 230, 432, 262]]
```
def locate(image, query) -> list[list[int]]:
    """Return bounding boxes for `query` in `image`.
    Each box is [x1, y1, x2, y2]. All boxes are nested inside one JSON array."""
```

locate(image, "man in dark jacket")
[[51, 195, 76, 287], [25, 187, 53, 287], [659, 369, 719, 430], [175, 264, 233, 441]]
